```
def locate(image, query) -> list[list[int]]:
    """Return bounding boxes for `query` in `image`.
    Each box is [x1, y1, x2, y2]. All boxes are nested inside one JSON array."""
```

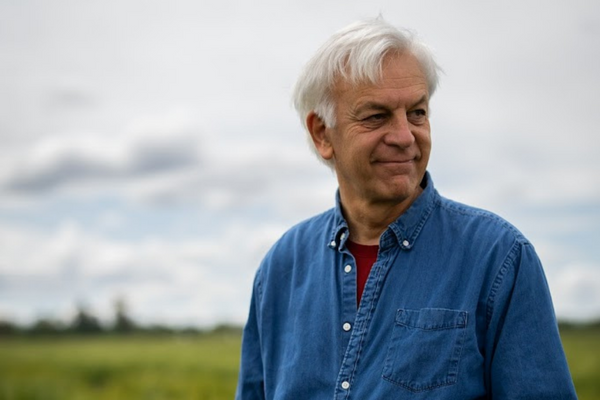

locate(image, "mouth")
[[371, 155, 419, 174], [373, 158, 416, 165]]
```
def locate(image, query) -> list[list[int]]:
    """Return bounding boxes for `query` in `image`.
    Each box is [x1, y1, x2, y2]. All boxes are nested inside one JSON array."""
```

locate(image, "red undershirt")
[[346, 240, 379, 306]]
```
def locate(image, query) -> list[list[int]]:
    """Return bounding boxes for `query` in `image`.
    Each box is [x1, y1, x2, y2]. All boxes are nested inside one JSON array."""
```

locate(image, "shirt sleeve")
[[235, 271, 266, 400], [485, 240, 578, 399]]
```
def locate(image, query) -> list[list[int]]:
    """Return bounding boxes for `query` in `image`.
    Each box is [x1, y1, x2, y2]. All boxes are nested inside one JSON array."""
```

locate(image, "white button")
[[341, 381, 350, 390], [402, 240, 410, 247], [344, 265, 352, 273], [330, 240, 336, 248], [340, 232, 347, 241], [343, 322, 351, 331]]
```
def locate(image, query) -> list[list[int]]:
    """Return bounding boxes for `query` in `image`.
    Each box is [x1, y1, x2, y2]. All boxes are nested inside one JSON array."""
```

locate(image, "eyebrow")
[[353, 94, 429, 115], [353, 102, 389, 114], [411, 95, 429, 109]]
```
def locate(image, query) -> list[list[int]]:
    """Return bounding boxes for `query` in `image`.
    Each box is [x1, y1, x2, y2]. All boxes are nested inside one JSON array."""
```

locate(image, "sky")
[[0, 0, 599, 328]]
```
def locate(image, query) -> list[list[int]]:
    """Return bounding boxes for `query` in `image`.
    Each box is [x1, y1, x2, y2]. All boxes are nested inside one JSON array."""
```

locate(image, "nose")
[[383, 113, 415, 148]]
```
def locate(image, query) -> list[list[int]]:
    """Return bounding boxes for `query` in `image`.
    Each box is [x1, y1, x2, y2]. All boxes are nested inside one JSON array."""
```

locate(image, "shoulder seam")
[[485, 238, 522, 327]]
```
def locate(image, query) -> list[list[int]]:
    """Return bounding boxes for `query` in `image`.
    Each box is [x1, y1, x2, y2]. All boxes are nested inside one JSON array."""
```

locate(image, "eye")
[[407, 109, 427, 124], [361, 113, 389, 128], [363, 113, 387, 121], [410, 109, 427, 117]]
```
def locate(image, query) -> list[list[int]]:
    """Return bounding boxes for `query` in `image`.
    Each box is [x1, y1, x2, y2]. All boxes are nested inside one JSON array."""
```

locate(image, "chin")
[[376, 179, 419, 202]]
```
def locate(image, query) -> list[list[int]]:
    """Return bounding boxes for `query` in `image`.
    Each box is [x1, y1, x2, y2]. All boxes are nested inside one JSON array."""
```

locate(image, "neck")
[[341, 187, 423, 246]]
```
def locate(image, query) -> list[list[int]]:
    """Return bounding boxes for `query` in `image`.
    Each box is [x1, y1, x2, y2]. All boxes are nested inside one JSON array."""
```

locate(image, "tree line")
[[0, 298, 241, 336]]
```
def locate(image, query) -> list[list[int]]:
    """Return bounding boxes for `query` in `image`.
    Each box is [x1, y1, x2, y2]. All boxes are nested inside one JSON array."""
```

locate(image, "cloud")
[[0, 219, 288, 327], [0, 110, 203, 194], [0, 105, 338, 228], [128, 138, 336, 215], [43, 79, 98, 110], [548, 263, 600, 322]]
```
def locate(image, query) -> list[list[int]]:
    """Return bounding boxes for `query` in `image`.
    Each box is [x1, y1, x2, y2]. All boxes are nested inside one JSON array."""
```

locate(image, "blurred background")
[[0, 0, 599, 398]]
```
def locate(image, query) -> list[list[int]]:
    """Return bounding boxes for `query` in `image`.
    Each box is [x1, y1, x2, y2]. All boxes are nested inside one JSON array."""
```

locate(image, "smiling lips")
[[373, 157, 416, 164]]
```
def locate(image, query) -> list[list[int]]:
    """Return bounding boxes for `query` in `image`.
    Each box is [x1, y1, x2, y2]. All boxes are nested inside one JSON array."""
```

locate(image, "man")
[[236, 19, 577, 399]]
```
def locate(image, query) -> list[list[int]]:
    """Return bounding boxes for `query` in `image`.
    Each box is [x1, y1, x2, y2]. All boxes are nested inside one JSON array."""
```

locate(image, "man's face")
[[313, 52, 431, 209]]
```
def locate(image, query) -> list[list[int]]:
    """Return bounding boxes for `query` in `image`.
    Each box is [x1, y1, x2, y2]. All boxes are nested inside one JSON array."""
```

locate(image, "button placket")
[[335, 249, 361, 399]]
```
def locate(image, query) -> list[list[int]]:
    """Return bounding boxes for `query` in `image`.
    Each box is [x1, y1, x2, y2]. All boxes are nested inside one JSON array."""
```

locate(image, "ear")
[[306, 112, 334, 160]]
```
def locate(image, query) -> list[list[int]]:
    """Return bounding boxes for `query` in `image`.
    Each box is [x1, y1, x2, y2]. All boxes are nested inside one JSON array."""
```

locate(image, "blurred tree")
[[71, 304, 103, 334], [113, 296, 136, 333], [30, 318, 64, 335], [0, 319, 19, 335], [212, 323, 243, 336]]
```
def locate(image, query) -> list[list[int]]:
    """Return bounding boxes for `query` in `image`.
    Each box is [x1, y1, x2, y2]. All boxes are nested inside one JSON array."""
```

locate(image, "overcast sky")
[[1, 0, 599, 327]]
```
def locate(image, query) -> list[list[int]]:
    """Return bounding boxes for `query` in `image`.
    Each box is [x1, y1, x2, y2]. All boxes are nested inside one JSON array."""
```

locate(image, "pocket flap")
[[396, 308, 467, 330]]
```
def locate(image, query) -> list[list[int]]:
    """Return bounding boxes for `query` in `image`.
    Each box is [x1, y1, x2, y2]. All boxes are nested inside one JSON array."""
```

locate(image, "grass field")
[[0, 328, 598, 399], [0, 333, 241, 400], [561, 327, 600, 399]]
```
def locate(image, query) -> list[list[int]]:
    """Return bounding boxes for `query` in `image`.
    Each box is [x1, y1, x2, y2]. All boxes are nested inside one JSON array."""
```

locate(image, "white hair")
[[292, 19, 441, 166]]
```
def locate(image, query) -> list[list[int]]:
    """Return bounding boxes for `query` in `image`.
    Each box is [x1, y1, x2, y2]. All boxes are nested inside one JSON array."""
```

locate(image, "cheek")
[[333, 129, 372, 159], [415, 128, 431, 150], [420, 135, 432, 153]]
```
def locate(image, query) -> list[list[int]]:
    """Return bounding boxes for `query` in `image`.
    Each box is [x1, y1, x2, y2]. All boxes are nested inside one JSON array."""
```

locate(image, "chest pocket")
[[382, 308, 468, 392]]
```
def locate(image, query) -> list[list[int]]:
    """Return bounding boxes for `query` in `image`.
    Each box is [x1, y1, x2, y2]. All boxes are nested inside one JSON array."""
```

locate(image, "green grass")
[[0, 329, 598, 399], [561, 327, 600, 399], [0, 334, 241, 400]]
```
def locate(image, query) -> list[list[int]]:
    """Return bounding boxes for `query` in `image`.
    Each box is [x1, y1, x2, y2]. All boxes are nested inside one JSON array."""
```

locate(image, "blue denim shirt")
[[236, 173, 577, 399]]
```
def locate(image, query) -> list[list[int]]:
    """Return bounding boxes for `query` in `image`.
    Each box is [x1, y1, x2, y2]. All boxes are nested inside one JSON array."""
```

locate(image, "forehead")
[[332, 52, 429, 107]]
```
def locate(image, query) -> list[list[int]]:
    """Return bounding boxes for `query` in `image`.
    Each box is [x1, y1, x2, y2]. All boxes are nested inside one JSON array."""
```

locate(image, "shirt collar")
[[328, 171, 438, 251]]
